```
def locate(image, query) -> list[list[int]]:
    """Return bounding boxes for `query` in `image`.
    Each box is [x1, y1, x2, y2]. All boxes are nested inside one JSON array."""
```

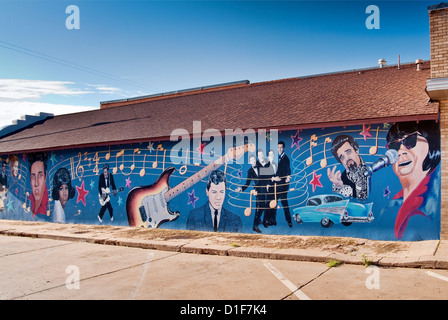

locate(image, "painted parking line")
[[263, 260, 311, 300], [426, 271, 448, 283]]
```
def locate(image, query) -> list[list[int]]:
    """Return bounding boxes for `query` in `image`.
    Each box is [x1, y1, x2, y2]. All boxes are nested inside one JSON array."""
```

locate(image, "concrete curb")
[[0, 220, 446, 270]]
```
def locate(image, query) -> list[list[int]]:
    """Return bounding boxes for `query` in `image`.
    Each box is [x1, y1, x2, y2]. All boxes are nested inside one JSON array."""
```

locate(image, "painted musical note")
[[320, 137, 332, 168], [76, 152, 84, 181], [369, 126, 380, 155], [105, 146, 111, 160], [139, 154, 147, 177], [113, 150, 125, 174], [269, 183, 277, 209], [162, 149, 166, 171], [22, 191, 31, 213], [306, 134, 318, 166], [179, 149, 189, 175], [84, 152, 92, 168], [152, 145, 164, 169], [244, 189, 257, 217], [132, 149, 140, 171]]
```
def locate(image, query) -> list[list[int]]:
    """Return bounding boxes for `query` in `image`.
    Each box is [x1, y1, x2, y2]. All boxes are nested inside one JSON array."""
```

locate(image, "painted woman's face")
[[12, 161, 18, 178], [58, 184, 69, 208]]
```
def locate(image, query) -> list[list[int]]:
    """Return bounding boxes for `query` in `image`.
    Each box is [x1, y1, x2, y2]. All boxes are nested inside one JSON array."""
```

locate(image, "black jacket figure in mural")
[[98, 164, 117, 222], [275, 142, 293, 227], [186, 169, 242, 233], [237, 151, 270, 233]]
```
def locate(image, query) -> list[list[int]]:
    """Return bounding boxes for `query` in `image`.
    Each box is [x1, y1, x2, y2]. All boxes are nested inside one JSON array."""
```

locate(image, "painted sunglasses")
[[386, 132, 420, 151]]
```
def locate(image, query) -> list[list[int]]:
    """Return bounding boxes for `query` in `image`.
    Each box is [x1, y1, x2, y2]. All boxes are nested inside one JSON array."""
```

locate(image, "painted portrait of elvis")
[[378, 120, 441, 240]]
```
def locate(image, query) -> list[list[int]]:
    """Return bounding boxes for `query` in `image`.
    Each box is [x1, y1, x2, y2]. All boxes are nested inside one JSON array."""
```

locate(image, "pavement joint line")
[[0, 241, 75, 258], [279, 266, 333, 300]]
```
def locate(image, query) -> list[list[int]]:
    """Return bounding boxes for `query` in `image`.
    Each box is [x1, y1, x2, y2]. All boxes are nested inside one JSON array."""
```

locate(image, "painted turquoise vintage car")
[[293, 194, 374, 228]]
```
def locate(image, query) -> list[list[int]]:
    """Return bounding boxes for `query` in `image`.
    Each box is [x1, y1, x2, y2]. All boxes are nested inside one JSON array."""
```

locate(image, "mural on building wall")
[[0, 120, 441, 241]]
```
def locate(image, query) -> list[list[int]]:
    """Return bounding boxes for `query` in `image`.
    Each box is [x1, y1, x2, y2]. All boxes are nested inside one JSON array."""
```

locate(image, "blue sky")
[[0, 0, 436, 128]]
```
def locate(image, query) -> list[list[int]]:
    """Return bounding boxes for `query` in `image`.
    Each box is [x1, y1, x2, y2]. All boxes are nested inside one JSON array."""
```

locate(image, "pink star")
[[360, 124, 372, 141], [125, 177, 132, 188], [196, 141, 206, 156], [76, 180, 89, 206], [291, 130, 303, 150], [309, 170, 323, 192]]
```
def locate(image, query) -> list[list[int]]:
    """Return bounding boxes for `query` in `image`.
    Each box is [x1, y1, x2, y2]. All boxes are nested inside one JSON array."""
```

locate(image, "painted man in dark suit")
[[273, 141, 293, 227], [0, 161, 8, 189], [187, 169, 242, 233], [97, 164, 117, 223], [236, 153, 269, 233]]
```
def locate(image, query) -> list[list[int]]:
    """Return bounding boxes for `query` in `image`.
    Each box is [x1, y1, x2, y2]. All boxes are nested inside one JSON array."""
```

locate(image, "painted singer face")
[[58, 184, 69, 208], [391, 133, 429, 177], [336, 142, 361, 171], [30, 161, 46, 203], [207, 181, 225, 211], [12, 161, 18, 178]]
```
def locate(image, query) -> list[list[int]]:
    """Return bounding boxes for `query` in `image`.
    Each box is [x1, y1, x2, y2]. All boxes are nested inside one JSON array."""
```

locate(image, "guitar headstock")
[[226, 143, 256, 162]]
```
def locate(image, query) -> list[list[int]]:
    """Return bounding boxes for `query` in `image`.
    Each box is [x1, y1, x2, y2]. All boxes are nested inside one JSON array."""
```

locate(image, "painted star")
[[383, 123, 391, 129], [237, 169, 243, 178], [187, 189, 199, 208], [89, 179, 95, 190], [125, 177, 132, 188], [117, 196, 123, 206], [196, 141, 206, 156], [50, 152, 57, 166], [147, 142, 155, 153], [5, 200, 13, 212], [309, 170, 323, 192], [291, 130, 303, 150], [360, 124, 372, 141], [76, 180, 89, 206], [383, 186, 391, 198]]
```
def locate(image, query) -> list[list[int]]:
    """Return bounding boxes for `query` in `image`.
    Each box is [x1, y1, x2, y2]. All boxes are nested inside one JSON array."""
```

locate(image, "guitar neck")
[[165, 155, 227, 202]]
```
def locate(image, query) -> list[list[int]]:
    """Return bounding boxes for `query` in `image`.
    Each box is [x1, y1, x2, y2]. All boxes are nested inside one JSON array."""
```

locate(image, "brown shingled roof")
[[0, 61, 438, 154]]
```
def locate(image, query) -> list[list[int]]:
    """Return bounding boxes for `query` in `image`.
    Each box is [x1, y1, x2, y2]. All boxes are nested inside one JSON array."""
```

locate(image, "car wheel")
[[293, 215, 303, 224], [342, 222, 352, 226], [320, 217, 333, 228]]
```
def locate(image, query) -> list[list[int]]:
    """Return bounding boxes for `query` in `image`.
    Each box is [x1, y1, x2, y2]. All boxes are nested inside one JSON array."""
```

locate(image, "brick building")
[[0, 3, 446, 240], [427, 3, 448, 239]]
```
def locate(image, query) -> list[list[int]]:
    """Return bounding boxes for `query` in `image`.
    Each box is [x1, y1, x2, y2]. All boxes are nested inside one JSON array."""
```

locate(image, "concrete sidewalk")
[[0, 219, 447, 269]]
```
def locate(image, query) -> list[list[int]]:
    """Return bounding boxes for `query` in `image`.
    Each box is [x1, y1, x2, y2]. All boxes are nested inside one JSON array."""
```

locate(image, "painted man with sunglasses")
[[378, 121, 440, 240]]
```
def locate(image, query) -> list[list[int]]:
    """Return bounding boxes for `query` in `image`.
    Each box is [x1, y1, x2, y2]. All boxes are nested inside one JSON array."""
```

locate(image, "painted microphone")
[[363, 149, 399, 177]]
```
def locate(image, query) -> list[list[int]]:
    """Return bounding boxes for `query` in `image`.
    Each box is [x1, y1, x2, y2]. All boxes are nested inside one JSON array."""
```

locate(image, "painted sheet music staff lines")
[[46, 145, 226, 183], [291, 129, 389, 170]]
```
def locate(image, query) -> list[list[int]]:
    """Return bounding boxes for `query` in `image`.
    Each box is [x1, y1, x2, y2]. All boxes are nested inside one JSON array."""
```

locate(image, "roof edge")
[[0, 113, 439, 156]]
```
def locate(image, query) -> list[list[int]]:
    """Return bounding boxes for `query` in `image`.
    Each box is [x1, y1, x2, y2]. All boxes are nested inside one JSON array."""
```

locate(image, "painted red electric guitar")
[[126, 143, 255, 228]]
